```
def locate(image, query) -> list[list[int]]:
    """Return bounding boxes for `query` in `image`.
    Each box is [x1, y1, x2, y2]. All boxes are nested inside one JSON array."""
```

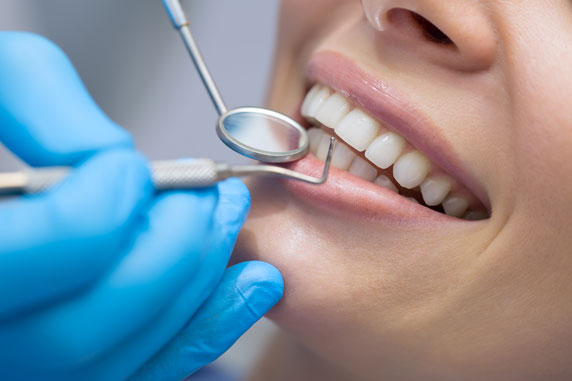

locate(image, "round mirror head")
[[217, 107, 309, 163]]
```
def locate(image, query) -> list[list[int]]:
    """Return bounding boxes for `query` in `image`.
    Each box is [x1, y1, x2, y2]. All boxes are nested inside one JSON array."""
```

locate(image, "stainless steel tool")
[[0, 142, 333, 196]]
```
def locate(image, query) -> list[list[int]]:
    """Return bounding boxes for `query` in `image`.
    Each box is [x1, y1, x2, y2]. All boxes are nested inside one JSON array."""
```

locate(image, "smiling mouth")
[[301, 83, 487, 220], [276, 51, 490, 223], [287, 48, 491, 221]]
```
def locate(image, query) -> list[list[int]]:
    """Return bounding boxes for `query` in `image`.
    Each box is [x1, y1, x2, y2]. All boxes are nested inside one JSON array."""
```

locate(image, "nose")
[[362, 0, 497, 71]]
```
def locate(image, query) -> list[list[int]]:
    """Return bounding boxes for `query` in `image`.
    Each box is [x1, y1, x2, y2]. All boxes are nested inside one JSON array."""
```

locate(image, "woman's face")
[[234, 0, 572, 378]]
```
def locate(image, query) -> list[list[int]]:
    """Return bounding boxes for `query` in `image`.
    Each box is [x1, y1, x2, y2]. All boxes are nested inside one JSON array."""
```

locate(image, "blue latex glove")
[[0, 32, 283, 380]]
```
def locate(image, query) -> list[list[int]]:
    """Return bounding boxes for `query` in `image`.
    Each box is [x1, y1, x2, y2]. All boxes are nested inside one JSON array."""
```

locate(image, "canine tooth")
[[443, 195, 470, 217], [302, 86, 331, 120], [308, 128, 325, 153], [316, 133, 333, 161], [374, 175, 398, 193], [331, 142, 357, 170], [334, 109, 380, 152], [348, 157, 377, 181], [365, 132, 406, 169], [315, 93, 351, 129], [301, 84, 322, 117], [463, 210, 488, 221], [393, 151, 431, 189], [420, 176, 453, 206]]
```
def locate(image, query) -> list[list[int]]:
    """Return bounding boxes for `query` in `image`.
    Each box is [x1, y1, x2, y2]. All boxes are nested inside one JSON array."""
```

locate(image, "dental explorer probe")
[[0, 138, 334, 196]]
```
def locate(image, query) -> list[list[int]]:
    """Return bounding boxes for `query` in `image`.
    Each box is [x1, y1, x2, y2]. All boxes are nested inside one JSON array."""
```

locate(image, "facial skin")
[[233, 1, 572, 379]]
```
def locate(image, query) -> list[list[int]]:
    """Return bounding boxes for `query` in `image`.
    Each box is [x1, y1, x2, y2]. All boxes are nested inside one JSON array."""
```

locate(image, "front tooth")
[[302, 86, 332, 120], [443, 195, 470, 217], [308, 128, 325, 153], [374, 175, 398, 193], [420, 176, 453, 206], [348, 157, 377, 181], [393, 151, 431, 189], [316, 133, 333, 161], [365, 132, 406, 169], [334, 109, 380, 152], [315, 93, 351, 129], [407, 197, 420, 204], [331, 142, 357, 170]]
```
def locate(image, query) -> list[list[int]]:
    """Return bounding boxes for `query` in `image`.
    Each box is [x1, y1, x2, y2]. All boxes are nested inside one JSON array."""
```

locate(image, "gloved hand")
[[0, 31, 283, 380]]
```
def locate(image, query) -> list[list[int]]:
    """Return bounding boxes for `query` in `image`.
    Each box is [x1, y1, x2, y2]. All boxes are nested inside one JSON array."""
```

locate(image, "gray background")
[[0, 0, 281, 376]]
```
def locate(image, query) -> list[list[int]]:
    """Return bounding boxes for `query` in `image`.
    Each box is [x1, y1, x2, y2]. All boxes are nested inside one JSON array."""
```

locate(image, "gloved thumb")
[[132, 261, 284, 380]]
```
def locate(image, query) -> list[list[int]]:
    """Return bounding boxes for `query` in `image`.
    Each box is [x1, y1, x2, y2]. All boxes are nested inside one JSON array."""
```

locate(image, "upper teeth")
[[334, 109, 381, 152], [392, 151, 431, 189], [365, 132, 406, 169], [302, 84, 485, 220]]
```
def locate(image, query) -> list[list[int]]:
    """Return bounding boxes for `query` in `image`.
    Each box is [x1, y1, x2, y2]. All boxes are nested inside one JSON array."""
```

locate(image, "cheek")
[[503, 6, 572, 207]]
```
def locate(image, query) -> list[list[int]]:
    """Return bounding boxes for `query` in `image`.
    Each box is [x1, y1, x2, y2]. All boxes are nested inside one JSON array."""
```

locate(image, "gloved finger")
[[0, 187, 222, 374], [0, 32, 131, 166], [68, 179, 252, 380], [133, 261, 284, 380], [0, 149, 153, 321]]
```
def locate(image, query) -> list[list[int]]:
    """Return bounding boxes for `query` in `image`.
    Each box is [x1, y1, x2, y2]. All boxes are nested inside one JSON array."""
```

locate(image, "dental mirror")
[[218, 107, 308, 163], [163, 0, 309, 163]]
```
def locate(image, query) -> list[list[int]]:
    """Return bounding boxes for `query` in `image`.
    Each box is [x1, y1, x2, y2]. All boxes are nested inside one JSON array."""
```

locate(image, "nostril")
[[387, 8, 454, 46], [363, 1, 497, 71], [410, 12, 453, 45]]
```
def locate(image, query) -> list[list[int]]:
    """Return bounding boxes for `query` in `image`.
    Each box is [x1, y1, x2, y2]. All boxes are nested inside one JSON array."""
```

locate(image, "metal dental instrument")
[[162, 0, 314, 163], [0, 152, 334, 196], [0, 1, 335, 196]]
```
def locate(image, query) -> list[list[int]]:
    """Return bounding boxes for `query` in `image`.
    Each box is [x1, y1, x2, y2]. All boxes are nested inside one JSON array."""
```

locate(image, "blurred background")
[[0, 0, 281, 378]]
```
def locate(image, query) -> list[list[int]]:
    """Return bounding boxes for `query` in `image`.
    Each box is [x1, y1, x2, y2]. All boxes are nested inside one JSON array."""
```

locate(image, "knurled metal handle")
[[19, 160, 221, 194], [26, 167, 70, 193], [0, 139, 335, 196], [151, 160, 219, 189]]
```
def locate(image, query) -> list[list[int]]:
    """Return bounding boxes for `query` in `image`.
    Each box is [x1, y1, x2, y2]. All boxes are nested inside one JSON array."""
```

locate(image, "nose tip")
[[362, 0, 498, 72]]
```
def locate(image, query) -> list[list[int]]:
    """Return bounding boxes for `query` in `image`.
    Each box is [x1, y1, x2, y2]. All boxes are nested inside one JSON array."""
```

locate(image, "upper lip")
[[305, 50, 489, 210]]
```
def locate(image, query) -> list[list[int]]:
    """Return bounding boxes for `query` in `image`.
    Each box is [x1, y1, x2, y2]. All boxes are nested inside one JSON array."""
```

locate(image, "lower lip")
[[281, 152, 462, 225]]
